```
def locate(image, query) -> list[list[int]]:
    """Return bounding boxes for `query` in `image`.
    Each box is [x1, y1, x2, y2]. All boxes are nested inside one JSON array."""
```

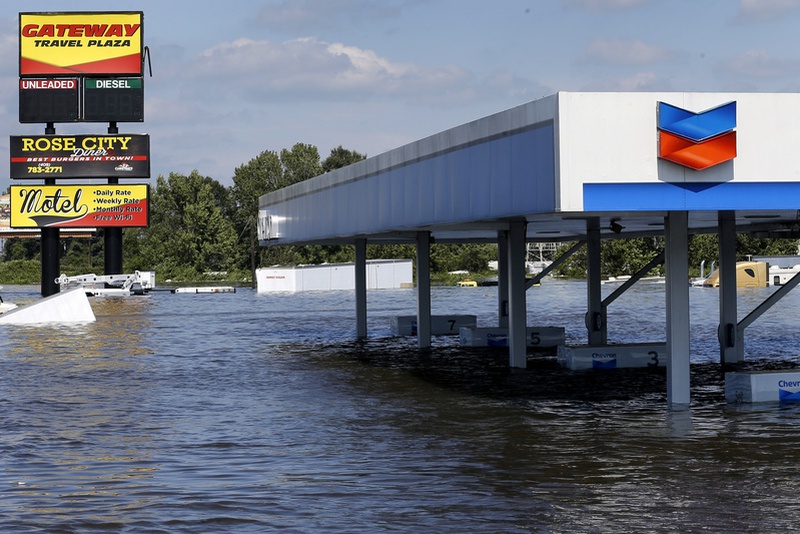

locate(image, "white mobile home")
[[256, 259, 413, 293]]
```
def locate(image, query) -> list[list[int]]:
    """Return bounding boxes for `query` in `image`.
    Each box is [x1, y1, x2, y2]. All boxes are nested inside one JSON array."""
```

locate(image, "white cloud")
[[562, 0, 653, 12], [254, 0, 407, 31], [182, 36, 470, 101], [722, 49, 800, 79], [584, 39, 675, 65], [582, 71, 667, 91], [0, 21, 19, 78], [327, 42, 412, 78], [481, 69, 552, 102], [738, 0, 800, 22]]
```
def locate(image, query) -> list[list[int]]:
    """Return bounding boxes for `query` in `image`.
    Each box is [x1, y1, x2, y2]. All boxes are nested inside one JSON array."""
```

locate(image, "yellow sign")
[[0, 194, 93, 237], [9, 184, 149, 228], [20, 12, 143, 76]]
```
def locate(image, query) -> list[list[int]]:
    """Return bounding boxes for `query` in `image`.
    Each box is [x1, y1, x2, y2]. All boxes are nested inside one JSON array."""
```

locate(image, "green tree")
[[688, 233, 799, 276], [737, 235, 798, 257], [128, 171, 238, 280], [0, 259, 39, 283], [552, 238, 664, 278], [322, 146, 367, 173], [688, 234, 719, 276], [601, 238, 663, 276], [257, 145, 369, 268], [430, 244, 496, 273], [60, 236, 103, 274], [553, 234, 800, 279], [366, 244, 416, 261], [2, 237, 39, 261], [281, 143, 322, 186], [231, 150, 284, 279]]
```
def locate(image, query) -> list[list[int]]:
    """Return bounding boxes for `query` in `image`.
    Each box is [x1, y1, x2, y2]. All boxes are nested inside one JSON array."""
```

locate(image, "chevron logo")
[[779, 388, 800, 402], [658, 101, 736, 170]]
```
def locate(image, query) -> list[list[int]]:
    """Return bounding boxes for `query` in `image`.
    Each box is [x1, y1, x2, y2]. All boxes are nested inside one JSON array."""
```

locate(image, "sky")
[[3, 0, 800, 193]]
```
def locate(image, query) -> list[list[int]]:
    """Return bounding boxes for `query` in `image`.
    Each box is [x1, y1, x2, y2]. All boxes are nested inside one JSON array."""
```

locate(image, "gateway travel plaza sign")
[[19, 12, 143, 76], [11, 11, 150, 231]]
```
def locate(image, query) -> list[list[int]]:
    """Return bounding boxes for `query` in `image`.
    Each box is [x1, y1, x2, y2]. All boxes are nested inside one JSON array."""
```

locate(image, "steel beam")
[[355, 239, 367, 339], [665, 211, 691, 406], [416, 231, 432, 349]]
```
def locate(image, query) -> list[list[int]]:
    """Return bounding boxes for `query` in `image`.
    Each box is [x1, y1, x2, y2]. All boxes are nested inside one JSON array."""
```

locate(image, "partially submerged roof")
[[259, 92, 800, 246]]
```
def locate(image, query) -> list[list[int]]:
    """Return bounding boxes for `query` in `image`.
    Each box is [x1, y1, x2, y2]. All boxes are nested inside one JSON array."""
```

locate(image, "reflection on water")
[[2, 296, 159, 528], [2, 280, 800, 532]]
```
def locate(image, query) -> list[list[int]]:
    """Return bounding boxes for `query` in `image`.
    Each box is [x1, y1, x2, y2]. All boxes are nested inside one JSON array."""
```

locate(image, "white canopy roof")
[[259, 92, 800, 245]]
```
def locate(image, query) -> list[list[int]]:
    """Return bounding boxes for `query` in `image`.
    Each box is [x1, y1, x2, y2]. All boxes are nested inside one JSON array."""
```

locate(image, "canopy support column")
[[41, 227, 60, 297], [355, 238, 367, 340], [416, 231, 432, 349], [665, 211, 691, 406], [586, 218, 606, 345], [718, 211, 740, 365], [507, 221, 527, 368], [497, 230, 509, 328]]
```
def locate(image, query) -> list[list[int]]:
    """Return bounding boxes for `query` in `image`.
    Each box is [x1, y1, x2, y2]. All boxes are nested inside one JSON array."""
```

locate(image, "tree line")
[[551, 235, 799, 279], [1, 142, 797, 284], [0, 143, 497, 284]]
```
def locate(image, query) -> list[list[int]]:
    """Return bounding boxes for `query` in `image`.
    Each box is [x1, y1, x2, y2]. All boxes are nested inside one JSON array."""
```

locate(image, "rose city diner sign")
[[9, 184, 149, 228], [19, 12, 143, 76], [9, 134, 150, 179]]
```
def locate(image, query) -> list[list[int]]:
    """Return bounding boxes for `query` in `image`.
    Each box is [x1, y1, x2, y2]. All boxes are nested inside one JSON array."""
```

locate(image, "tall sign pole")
[[41, 120, 59, 295], [105, 121, 123, 275], [13, 11, 150, 296], [40, 120, 59, 296]]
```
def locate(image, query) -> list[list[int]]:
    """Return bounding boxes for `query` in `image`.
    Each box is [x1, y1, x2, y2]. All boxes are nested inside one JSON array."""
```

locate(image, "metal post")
[[718, 211, 740, 364], [355, 239, 367, 339], [586, 217, 606, 345], [665, 211, 691, 406], [507, 221, 527, 368], [104, 121, 123, 274], [104, 215, 123, 275], [40, 223, 60, 297], [497, 230, 509, 328], [40, 123, 60, 296], [416, 231, 432, 349]]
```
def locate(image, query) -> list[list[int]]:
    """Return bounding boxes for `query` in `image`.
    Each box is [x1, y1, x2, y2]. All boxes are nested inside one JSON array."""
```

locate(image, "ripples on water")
[[2, 280, 800, 532]]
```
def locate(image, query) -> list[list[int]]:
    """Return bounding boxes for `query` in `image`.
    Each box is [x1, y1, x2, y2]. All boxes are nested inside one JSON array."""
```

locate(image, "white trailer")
[[256, 259, 413, 293]]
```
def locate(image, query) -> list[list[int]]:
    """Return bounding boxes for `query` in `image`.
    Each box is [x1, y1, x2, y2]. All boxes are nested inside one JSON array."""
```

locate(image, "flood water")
[[2, 279, 800, 532]]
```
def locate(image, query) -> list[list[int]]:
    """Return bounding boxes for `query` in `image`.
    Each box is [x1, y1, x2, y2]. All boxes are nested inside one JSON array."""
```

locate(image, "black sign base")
[[41, 226, 60, 296]]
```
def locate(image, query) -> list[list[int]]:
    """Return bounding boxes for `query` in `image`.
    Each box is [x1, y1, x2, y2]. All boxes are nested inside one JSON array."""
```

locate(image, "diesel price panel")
[[19, 76, 144, 123]]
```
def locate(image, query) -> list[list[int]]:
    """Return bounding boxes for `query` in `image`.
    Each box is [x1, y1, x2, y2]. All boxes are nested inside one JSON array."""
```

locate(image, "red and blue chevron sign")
[[658, 101, 736, 170]]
